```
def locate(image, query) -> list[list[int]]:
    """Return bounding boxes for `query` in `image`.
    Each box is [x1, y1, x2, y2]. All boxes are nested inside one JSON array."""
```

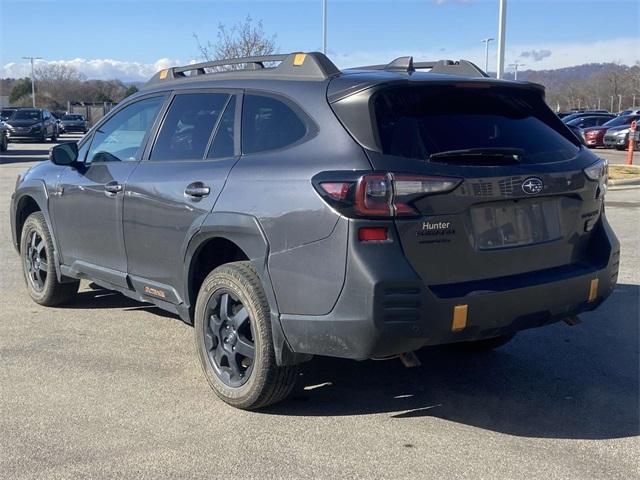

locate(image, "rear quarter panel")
[[214, 81, 371, 315]]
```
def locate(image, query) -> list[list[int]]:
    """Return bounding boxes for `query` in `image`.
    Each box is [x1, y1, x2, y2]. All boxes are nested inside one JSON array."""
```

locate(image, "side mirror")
[[50, 142, 79, 166]]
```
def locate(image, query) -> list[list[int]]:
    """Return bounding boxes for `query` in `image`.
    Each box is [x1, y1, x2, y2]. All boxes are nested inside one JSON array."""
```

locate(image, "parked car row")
[[0, 107, 88, 150], [558, 109, 639, 150]]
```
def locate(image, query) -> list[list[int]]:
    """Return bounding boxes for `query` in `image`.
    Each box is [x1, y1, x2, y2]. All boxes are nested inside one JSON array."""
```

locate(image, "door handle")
[[185, 182, 210, 198], [104, 181, 123, 194]]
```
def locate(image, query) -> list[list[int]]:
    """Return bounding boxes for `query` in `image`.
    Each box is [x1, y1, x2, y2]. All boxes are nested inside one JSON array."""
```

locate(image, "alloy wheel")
[[204, 290, 255, 387], [25, 230, 48, 292]]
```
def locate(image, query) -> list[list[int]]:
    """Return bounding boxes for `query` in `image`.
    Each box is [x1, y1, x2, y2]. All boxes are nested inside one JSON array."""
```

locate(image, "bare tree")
[[35, 63, 85, 84], [193, 15, 277, 68], [34, 63, 85, 109]]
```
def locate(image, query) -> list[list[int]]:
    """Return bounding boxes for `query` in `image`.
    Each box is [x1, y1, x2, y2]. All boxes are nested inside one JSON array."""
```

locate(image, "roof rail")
[[352, 56, 489, 78], [145, 52, 341, 86]]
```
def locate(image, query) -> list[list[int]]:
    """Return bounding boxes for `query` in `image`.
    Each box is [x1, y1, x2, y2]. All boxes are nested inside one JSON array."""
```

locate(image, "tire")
[[0, 134, 7, 152], [20, 212, 79, 306], [453, 334, 516, 353], [194, 261, 298, 410], [50, 129, 57, 142]]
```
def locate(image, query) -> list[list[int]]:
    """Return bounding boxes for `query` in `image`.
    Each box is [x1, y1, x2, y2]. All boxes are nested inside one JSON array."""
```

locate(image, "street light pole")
[[618, 94, 622, 113], [22, 56, 42, 108], [481, 37, 494, 74], [322, 0, 327, 55], [496, 0, 507, 79], [508, 61, 525, 81]]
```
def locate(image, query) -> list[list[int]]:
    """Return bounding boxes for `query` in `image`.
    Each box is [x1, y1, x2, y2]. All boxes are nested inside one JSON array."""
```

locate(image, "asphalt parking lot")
[[1, 140, 638, 479]]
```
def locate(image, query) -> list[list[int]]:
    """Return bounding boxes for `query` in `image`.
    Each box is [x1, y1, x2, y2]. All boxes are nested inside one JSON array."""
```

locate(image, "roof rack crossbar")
[[351, 56, 489, 78], [172, 54, 288, 75], [145, 52, 341, 87]]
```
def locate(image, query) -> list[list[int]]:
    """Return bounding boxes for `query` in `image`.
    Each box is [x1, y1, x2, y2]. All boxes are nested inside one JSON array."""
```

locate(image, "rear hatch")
[[330, 79, 606, 291]]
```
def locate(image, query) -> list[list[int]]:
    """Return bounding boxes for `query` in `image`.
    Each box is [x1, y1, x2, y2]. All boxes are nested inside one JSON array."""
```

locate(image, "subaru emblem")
[[522, 177, 543, 195]]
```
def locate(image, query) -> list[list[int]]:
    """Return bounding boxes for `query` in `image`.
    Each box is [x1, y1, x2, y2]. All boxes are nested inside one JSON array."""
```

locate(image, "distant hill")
[[498, 62, 639, 111], [501, 63, 631, 88]]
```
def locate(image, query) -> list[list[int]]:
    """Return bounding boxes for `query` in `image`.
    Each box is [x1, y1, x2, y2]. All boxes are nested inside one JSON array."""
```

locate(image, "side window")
[[150, 93, 229, 161], [208, 98, 236, 159], [87, 96, 164, 164], [241, 94, 307, 154]]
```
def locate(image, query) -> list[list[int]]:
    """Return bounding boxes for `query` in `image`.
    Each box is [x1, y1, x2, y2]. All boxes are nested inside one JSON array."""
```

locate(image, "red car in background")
[[582, 115, 638, 148]]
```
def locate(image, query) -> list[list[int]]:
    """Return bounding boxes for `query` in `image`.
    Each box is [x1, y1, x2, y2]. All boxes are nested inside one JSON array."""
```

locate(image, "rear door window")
[[373, 85, 580, 163], [241, 94, 307, 154], [151, 92, 230, 161]]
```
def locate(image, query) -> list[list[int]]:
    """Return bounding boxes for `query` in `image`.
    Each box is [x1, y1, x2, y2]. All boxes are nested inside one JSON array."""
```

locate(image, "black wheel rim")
[[25, 230, 48, 292], [204, 290, 255, 387]]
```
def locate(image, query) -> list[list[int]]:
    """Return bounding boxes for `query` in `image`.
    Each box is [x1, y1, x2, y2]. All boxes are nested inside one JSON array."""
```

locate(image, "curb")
[[608, 177, 640, 187]]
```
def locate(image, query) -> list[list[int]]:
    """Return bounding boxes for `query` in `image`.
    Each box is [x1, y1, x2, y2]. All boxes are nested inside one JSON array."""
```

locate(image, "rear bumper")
[[61, 125, 86, 132], [280, 217, 619, 360]]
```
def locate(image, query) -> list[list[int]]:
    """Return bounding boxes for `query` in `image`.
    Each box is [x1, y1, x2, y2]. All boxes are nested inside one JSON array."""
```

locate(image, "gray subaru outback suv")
[[10, 52, 619, 409]]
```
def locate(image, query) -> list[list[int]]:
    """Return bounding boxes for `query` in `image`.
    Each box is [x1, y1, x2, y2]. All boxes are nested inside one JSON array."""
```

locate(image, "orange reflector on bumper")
[[588, 278, 599, 302], [293, 53, 306, 66], [452, 305, 468, 331]]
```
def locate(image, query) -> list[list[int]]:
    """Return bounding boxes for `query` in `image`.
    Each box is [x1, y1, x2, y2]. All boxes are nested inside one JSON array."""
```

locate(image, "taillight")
[[319, 182, 351, 201], [392, 174, 461, 215], [316, 172, 461, 218], [354, 174, 391, 216]]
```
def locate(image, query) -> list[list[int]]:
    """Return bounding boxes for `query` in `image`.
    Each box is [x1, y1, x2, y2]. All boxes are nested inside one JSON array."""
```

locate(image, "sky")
[[1, 0, 638, 81]]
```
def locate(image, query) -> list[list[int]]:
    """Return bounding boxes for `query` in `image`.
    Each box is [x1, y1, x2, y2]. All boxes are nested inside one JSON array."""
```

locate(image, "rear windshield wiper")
[[427, 148, 524, 164]]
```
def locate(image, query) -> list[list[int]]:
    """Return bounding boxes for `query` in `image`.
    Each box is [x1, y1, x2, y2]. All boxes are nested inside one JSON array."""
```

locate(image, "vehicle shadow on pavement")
[[268, 283, 639, 441], [59, 283, 180, 320]]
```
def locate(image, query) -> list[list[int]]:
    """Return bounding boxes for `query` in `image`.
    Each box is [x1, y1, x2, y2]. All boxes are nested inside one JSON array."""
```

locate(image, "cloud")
[[0, 57, 184, 82], [332, 37, 639, 72], [520, 49, 553, 62]]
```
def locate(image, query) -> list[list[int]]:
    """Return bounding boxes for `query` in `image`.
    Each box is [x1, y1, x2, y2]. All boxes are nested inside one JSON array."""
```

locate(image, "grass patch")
[[609, 164, 640, 180]]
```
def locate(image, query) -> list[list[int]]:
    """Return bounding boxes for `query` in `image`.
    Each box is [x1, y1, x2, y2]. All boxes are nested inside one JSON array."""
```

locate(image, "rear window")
[[373, 85, 580, 163]]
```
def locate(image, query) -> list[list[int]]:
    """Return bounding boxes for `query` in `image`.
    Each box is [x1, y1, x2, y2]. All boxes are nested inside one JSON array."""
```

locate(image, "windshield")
[[373, 85, 580, 163], [63, 115, 83, 120], [603, 115, 639, 127], [10, 110, 41, 121]]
